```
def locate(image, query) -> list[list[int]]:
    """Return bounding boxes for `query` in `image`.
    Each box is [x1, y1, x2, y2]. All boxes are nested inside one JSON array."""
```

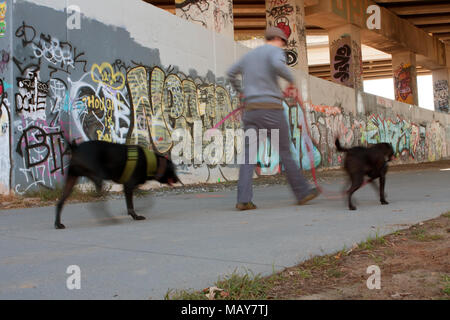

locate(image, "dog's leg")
[[347, 175, 364, 211], [369, 179, 380, 195], [379, 175, 389, 205], [55, 175, 78, 229], [124, 185, 146, 221]]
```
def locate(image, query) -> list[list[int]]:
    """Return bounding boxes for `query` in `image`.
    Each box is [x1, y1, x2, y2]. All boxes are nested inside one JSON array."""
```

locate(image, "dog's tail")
[[335, 138, 348, 152]]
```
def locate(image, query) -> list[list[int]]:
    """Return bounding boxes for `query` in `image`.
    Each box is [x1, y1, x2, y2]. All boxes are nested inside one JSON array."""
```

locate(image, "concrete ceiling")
[[145, 0, 450, 44], [374, 0, 450, 45], [143, 1, 440, 79]]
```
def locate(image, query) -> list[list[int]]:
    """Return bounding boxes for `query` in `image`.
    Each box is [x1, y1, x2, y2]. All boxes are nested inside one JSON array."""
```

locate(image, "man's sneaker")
[[298, 188, 320, 205], [236, 202, 257, 211]]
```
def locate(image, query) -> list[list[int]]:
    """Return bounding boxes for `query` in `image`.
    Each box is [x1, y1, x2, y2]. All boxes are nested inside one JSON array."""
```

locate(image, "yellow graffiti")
[[126, 65, 241, 158], [91, 62, 126, 91]]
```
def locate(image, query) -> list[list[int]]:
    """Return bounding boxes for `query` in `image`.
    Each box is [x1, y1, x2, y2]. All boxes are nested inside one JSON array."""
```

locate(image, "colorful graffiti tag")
[[265, 0, 299, 67], [434, 79, 449, 113], [0, 78, 11, 193], [394, 63, 415, 105], [0, 1, 6, 38]]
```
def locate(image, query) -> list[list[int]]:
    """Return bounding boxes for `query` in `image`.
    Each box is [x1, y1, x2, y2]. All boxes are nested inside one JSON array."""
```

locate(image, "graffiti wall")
[[1, 0, 449, 194], [175, 0, 234, 38], [0, 0, 11, 193]]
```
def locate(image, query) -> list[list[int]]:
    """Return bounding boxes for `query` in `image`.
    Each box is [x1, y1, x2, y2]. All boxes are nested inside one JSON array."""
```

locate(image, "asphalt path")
[[0, 167, 449, 299]]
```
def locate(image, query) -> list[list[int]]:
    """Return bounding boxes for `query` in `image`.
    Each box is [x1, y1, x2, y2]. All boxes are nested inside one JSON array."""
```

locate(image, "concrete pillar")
[[265, 0, 308, 72], [432, 45, 450, 113], [175, 0, 234, 38], [433, 68, 450, 113], [391, 50, 419, 106], [328, 24, 363, 91]]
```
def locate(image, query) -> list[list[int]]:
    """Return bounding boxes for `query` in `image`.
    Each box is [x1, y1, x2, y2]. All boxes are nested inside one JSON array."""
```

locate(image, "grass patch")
[[411, 227, 444, 242], [369, 253, 384, 264], [297, 269, 313, 279], [326, 268, 344, 278], [442, 275, 450, 296], [166, 269, 273, 300], [442, 212, 450, 219], [358, 232, 386, 250]]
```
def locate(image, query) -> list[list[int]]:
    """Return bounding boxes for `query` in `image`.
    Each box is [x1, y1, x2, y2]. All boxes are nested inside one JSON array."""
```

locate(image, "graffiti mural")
[[0, 79, 11, 193], [434, 79, 449, 113], [3, 7, 449, 195], [10, 21, 244, 192], [394, 63, 415, 105], [0, 49, 9, 73], [329, 35, 363, 89], [0, 1, 6, 38], [256, 93, 448, 176], [266, 0, 299, 67]]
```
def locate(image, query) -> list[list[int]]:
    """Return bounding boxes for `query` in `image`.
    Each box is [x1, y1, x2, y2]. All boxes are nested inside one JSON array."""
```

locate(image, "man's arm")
[[271, 49, 295, 84], [226, 59, 243, 94]]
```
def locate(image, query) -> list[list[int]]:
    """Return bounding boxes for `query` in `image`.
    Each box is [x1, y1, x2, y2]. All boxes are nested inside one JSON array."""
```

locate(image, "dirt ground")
[[267, 213, 450, 300]]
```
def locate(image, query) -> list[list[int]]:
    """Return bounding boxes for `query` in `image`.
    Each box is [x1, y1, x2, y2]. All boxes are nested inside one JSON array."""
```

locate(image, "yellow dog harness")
[[118, 146, 158, 184]]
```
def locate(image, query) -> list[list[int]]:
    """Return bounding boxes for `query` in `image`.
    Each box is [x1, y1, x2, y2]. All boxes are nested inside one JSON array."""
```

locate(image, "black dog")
[[55, 141, 179, 229], [335, 139, 394, 210]]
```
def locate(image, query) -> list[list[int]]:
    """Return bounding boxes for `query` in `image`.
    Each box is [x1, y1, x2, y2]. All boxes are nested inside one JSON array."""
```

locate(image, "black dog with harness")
[[55, 140, 179, 229]]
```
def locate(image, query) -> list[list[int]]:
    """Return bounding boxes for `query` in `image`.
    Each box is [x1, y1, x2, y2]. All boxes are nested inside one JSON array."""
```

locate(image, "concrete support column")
[[265, 0, 308, 72], [432, 45, 450, 113], [175, 0, 234, 38], [327, 24, 363, 91], [392, 50, 419, 106], [433, 68, 450, 113]]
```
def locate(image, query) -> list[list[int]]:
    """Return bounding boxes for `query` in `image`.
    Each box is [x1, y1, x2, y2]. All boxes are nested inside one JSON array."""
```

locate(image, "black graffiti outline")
[[16, 125, 69, 175], [15, 21, 36, 47], [333, 44, 352, 83], [15, 22, 88, 77], [267, 4, 294, 18]]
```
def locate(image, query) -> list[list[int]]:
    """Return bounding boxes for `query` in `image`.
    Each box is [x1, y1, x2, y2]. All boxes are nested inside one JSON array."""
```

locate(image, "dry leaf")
[[205, 286, 223, 300]]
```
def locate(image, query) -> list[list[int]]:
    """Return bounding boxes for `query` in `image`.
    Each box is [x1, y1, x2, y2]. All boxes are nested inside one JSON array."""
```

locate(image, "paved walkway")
[[0, 167, 449, 299]]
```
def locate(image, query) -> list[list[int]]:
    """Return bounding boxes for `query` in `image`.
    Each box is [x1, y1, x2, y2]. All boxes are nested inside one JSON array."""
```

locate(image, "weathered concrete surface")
[[0, 167, 449, 299]]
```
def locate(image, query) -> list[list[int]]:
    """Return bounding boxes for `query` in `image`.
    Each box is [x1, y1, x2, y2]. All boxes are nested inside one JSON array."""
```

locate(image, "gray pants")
[[237, 109, 312, 203]]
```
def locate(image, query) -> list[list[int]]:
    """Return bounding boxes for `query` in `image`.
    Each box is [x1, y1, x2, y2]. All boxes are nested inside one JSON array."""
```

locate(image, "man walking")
[[227, 26, 319, 210]]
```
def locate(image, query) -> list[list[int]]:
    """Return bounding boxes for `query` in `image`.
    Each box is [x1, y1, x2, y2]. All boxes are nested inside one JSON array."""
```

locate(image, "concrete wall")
[[0, 0, 449, 194]]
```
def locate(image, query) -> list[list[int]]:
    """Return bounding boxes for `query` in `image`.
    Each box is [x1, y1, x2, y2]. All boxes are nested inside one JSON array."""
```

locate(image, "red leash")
[[283, 87, 361, 199], [207, 88, 368, 199]]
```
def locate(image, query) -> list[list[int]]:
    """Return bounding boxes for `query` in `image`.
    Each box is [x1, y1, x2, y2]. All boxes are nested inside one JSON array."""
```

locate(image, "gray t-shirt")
[[227, 44, 295, 105]]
